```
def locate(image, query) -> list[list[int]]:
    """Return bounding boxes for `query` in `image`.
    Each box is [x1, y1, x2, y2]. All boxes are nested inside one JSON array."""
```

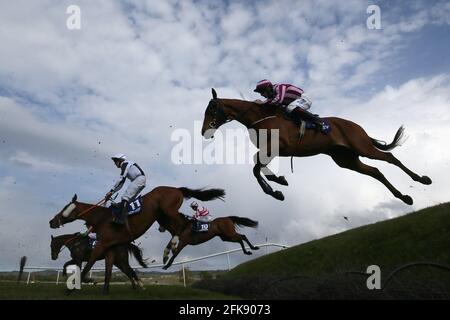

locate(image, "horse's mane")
[[220, 98, 282, 117]]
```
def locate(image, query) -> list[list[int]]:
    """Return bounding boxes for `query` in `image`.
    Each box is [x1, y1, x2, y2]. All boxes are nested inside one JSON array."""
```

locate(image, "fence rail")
[[21, 243, 289, 287]]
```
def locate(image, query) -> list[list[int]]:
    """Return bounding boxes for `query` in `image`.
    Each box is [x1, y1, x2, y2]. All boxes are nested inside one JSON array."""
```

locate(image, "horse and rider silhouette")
[[50, 233, 147, 289], [49, 187, 258, 293], [201, 88, 432, 204]]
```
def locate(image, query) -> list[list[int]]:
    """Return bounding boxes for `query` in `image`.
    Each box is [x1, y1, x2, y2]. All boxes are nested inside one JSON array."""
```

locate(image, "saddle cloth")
[[110, 195, 143, 216], [193, 220, 209, 232]]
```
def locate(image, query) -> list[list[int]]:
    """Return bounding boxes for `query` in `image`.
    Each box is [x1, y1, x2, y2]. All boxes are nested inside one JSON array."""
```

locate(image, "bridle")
[[207, 99, 267, 129]]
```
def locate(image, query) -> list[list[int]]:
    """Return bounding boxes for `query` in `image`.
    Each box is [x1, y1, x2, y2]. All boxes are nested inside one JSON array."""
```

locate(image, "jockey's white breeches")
[[284, 94, 312, 113], [196, 215, 211, 223], [122, 175, 146, 202]]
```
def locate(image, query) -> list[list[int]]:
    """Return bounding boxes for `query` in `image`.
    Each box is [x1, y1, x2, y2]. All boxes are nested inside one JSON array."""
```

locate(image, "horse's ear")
[[212, 88, 217, 100], [72, 194, 77, 202]]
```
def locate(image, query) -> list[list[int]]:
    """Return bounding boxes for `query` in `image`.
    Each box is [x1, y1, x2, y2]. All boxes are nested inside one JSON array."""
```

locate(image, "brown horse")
[[201, 89, 432, 204], [49, 186, 224, 293], [50, 233, 147, 289], [160, 215, 259, 269]]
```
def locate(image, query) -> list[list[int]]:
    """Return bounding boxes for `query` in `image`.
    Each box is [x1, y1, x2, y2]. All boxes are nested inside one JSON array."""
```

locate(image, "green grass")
[[226, 202, 450, 278], [0, 282, 239, 300]]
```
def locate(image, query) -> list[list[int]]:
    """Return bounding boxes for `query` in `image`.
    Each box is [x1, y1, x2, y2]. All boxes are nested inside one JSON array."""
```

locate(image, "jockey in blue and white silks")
[[105, 153, 146, 225]]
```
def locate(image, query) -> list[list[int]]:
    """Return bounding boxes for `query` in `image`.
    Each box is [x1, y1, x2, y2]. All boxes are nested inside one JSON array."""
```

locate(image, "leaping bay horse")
[[50, 233, 147, 288], [201, 89, 432, 204], [159, 214, 260, 269], [49, 186, 225, 293]]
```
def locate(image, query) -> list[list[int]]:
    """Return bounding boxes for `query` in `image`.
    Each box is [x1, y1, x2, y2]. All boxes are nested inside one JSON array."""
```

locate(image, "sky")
[[0, 0, 449, 272]]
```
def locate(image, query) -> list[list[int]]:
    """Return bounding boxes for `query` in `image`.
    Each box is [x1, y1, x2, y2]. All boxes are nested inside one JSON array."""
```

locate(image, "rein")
[[76, 198, 106, 218], [212, 99, 277, 129], [249, 116, 277, 127]]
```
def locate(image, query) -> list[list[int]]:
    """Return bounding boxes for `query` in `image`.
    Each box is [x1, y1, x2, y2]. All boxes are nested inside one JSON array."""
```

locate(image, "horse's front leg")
[[261, 157, 288, 186], [162, 239, 173, 265], [102, 250, 114, 295], [253, 153, 285, 201], [80, 242, 105, 283], [62, 259, 75, 276]]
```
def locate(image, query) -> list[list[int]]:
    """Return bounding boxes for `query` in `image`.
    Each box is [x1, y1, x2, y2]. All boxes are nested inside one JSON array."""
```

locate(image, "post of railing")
[[26, 271, 31, 285], [56, 270, 60, 285], [182, 263, 186, 288], [227, 253, 231, 271]]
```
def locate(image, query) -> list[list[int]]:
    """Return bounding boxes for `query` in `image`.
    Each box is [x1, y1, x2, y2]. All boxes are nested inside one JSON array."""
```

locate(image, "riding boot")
[[291, 107, 330, 133], [113, 200, 128, 225]]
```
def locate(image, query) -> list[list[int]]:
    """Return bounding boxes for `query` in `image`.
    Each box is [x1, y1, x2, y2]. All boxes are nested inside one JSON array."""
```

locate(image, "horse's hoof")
[[420, 176, 432, 185], [245, 251, 252, 255], [65, 289, 75, 295], [162, 265, 168, 270], [273, 191, 285, 201], [253, 247, 260, 250], [278, 176, 288, 186], [402, 195, 413, 205]]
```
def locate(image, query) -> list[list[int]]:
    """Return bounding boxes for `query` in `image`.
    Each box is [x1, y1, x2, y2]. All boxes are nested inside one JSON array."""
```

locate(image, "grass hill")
[[195, 202, 450, 299]]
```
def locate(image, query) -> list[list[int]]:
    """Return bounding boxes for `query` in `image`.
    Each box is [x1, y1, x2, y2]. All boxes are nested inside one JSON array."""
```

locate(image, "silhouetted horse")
[[160, 215, 259, 269], [50, 233, 147, 289], [202, 89, 432, 204], [49, 186, 225, 293]]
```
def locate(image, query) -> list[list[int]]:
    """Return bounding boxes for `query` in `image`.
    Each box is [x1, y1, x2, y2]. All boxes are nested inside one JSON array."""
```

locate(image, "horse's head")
[[49, 194, 80, 229], [202, 88, 229, 139], [50, 235, 61, 260]]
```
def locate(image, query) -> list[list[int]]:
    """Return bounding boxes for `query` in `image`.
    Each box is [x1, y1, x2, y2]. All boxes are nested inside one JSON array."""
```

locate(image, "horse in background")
[[159, 214, 260, 269], [51, 233, 147, 289]]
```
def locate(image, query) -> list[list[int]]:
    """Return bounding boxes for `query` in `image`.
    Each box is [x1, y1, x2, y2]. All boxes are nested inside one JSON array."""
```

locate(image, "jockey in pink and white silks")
[[190, 201, 211, 223], [253, 79, 330, 133], [105, 154, 146, 225]]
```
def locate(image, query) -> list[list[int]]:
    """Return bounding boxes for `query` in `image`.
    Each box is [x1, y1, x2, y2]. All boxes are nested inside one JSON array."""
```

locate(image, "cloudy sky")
[[0, 0, 449, 272]]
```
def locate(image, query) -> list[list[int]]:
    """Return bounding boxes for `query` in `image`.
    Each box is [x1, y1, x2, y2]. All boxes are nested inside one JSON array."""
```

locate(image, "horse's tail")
[[178, 187, 225, 202], [127, 244, 148, 268], [370, 125, 406, 151], [17, 256, 27, 283], [229, 216, 258, 229]]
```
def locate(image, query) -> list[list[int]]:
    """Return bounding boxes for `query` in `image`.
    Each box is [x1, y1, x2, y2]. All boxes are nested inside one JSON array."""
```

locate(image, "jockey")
[[105, 153, 146, 225], [190, 201, 211, 223], [81, 226, 98, 247], [253, 79, 330, 133]]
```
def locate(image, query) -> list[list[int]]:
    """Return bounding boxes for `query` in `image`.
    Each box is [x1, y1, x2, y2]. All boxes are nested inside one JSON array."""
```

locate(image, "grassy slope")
[[226, 202, 450, 278], [0, 282, 238, 300]]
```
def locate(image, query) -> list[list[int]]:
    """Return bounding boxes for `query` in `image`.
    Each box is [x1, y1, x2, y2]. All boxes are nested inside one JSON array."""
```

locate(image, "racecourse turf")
[[0, 282, 238, 300]]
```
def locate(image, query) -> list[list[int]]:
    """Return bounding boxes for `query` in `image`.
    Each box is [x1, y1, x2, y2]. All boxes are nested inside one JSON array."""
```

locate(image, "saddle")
[[283, 111, 331, 140], [192, 220, 209, 232], [110, 195, 143, 217]]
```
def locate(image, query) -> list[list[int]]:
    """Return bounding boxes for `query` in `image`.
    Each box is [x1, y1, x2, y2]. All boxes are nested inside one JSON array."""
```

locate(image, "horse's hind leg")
[[221, 235, 252, 255], [115, 263, 136, 288], [330, 148, 413, 205], [363, 148, 432, 185], [243, 235, 259, 251]]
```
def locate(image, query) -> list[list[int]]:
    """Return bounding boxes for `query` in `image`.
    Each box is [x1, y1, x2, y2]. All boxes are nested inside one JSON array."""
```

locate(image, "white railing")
[[21, 243, 289, 287]]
